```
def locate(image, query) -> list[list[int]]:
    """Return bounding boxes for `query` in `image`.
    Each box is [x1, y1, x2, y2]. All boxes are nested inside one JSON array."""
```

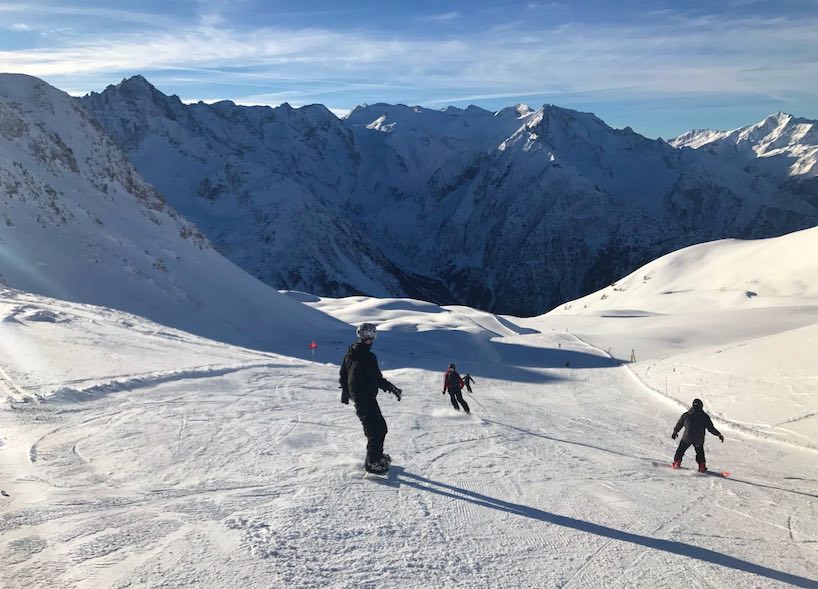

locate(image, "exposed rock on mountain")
[[0, 74, 345, 353], [79, 77, 818, 315]]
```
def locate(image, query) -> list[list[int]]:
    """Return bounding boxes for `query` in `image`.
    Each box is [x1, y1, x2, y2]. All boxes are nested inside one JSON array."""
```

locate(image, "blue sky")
[[1, 0, 817, 138]]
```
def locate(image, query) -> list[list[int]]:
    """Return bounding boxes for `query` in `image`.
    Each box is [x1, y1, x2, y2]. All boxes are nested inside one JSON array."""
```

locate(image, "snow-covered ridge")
[[670, 112, 818, 179], [534, 226, 818, 449], [0, 73, 346, 354], [550, 224, 818, 315], [79, 76, 818, 316]]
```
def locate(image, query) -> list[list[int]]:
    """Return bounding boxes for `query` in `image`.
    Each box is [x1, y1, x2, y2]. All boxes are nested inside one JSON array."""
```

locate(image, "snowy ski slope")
[[1, 280, 817, 588]]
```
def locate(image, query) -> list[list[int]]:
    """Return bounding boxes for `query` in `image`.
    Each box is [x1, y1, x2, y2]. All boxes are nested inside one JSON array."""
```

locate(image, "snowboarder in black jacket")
[[463, 373, 475, 394], [443, 364, 470, 413], [671, 398, 724, 472], [339, 323, 402, 474]]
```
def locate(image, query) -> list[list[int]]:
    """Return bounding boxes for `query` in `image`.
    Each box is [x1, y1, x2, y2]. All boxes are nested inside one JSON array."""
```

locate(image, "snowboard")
[[652, 461, 731, 478]]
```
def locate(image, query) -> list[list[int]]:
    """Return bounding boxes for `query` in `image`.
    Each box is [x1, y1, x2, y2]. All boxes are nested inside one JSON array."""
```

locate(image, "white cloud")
[[0, 10, 816, 108], [11, 23, 31, 31], [0, 2, 173, 26], [419, 11, 461, 22]]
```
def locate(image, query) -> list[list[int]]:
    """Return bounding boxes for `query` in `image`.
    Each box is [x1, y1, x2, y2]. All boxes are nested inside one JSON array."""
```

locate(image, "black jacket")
[[339, 342, 394, 403], [673, 407, 721, 446], [443, 369, 463, 392]]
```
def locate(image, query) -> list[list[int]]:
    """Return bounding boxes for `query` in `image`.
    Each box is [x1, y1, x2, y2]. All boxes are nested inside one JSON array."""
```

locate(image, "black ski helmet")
[[692, 398, 703, 409], [356, 323, 377, 341], [449, 363, 456, 370]]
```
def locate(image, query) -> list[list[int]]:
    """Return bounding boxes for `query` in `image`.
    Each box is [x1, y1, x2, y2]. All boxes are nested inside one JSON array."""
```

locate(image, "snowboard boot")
[[698, 462, 707, 473], [671, 460, 681, 469], [381, 454, 392, 465], [365, 460, 389, 475]]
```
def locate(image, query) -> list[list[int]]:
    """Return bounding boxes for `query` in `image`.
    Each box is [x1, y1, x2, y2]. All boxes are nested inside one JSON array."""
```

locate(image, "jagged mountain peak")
[[0, 74, 345, 353], [83, 75, 185, 125], [292, 102, 337, 120], [347, 102, 504, 124], [344, 101, 520, 144], [672, 112, 814, 146], [670, 112, 818, 179], [761, 111, 802, 125], [108, 75, 178, 103], [531, 103, 607, 128], [494, 104, 534, 119], [119, 74, 154, 89], [515, 103, 533, 116], [669, 128, 717, 147], [76, 76, 818, 315], [741, 111, 801, 138]]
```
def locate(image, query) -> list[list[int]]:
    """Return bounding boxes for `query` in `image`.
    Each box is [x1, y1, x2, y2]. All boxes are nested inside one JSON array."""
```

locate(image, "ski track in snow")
[[2, 333, 818, 587]]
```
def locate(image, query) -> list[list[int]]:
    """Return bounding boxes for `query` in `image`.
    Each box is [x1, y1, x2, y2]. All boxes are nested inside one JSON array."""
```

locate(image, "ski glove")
[[389, 385, 402, 401], [671, 432, 678, 440], [719, 434, 724, 443]]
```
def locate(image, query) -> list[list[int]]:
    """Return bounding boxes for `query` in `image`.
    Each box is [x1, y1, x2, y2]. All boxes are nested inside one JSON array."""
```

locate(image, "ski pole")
[[465, 389, 486, 410]]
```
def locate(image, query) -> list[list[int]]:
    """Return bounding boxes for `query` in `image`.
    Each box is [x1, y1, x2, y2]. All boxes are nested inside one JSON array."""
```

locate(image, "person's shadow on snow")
[[386, 466, 818, 589]]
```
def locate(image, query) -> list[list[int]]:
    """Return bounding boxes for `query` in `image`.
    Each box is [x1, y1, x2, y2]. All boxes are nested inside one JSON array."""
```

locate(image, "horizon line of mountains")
[[4, 73, 818, 322]]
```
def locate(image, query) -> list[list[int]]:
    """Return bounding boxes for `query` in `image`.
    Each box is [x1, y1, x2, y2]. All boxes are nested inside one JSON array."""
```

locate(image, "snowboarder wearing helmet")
[[339, 323, 402, 475], [671, 398, 724, 472], [443, 364, 470, 413]]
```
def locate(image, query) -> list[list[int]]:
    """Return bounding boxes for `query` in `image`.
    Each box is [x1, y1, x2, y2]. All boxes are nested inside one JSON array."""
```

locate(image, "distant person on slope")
[[339, 323, 402, 475], [443, 364, 470, 413], [463, 373, 476, 394], [671, 398, 724, 472]]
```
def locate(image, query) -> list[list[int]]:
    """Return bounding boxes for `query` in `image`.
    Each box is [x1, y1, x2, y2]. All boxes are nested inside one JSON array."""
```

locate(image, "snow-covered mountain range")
[[77, 77, 818, 315], [671, 112, 818, 216], [0, 74, 346, 354], [671, 112, 818, 180]]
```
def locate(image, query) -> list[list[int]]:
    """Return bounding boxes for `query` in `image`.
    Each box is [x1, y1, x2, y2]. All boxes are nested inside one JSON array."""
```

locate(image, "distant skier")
[[443, 363, 470, 413], [339, 323, 402, 475], [463, 373, 475, 394], [671, 398, 724, 472]]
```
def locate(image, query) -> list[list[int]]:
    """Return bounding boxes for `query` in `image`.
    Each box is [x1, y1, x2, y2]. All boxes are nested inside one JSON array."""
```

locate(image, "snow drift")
[[535, 226, 818, 449]]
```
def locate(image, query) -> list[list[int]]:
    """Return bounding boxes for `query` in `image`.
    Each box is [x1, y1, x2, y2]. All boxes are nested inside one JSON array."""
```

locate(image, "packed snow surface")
[[537, 225, 818, 451], [2, 269, 817, 587]]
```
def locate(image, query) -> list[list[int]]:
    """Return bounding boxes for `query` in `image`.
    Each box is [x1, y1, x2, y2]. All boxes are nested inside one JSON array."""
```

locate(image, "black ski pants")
[[354, 396, 387, 466], [674, 440, 705, 464], [448, 388, 470, 413]]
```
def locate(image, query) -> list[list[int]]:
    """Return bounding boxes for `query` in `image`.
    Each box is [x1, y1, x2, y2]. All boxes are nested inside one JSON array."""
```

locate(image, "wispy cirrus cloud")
[[0, 2, 177, 29], [4, 16, 816, 95], [418, 11, 461, 22], [1, 1, 817, 137]]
